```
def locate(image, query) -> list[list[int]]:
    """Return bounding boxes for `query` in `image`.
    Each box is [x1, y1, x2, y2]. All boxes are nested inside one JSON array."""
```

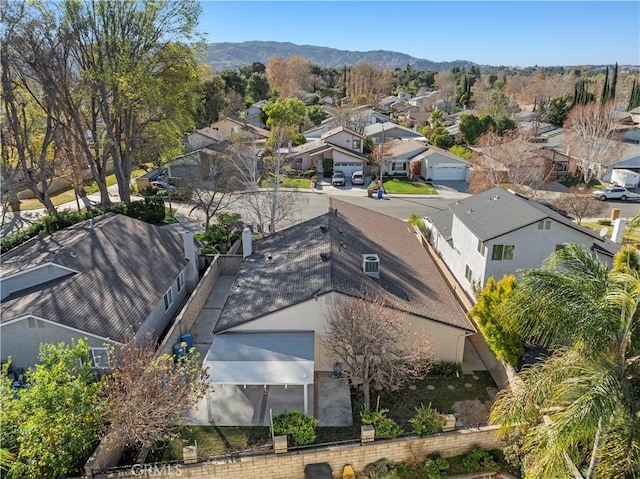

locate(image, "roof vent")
[[320, 252, 330, 262], [362, 254, 380, 279], [320, 225, 328, 233]]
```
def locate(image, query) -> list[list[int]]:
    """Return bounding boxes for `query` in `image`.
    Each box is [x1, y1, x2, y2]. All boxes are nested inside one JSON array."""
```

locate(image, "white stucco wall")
[[226, 292, 469, 370], [1, 317, 117, 370], [325, 130, 363, 153]]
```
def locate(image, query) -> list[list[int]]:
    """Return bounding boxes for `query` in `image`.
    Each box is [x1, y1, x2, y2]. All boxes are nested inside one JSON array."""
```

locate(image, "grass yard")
[[381, 178, 437, 195], [581, 221, 640, 246], [147, 371, 497, 462], [260, 177, 312, 189]]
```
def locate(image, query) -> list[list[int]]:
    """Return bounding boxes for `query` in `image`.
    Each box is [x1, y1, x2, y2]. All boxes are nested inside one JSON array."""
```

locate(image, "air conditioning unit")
[[362, 254, 380, 279]]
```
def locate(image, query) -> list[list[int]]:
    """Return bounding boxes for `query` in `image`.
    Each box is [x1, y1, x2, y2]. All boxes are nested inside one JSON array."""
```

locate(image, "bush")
[[429, 361, 462, 377], [124, 196, 165, 225], [272, 410, 317, 446], [423, 454, 449, 478], [409, 403, 445, 436], [360, 398, 403, 439], [408, 213, 425, 233], [597, 219, 612, 226], [461, 446, 498, 473]]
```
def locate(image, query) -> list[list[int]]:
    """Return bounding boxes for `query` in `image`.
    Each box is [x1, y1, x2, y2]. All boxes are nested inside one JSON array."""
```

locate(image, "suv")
[[351, 171, 365, 185], [592, 187, 630, 201], [331, 170, 346, 186]]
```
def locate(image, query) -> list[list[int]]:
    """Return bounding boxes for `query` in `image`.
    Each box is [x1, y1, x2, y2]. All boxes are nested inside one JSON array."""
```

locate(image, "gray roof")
[[215, 199, 474, 334], [363, 122, 425, 138], [1, 214, 188, 340], [431, 187, 619, 255]]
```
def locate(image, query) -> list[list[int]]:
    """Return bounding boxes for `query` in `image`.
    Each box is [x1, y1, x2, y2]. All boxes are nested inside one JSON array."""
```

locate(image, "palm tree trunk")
[[585, 416, 603, 479]]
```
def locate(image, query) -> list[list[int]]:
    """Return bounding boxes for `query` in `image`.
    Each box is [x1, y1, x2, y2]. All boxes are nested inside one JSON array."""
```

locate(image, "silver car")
[[592, 187, 630, 201]]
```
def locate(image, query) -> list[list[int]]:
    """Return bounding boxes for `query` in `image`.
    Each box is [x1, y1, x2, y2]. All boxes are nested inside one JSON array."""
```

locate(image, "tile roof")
[[214, 199, 474, 334], [1, 214, 188, 341]]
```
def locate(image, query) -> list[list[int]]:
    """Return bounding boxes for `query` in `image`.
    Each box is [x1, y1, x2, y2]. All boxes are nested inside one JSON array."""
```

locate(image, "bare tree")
[[346, 63, 393, 107], [102, 334, 208, 453], [552, 186, 606, 224], [266, 56, 313, 98], [434, 71, 458, 113], [564, 102, 623, 184], [322, 294, 432, 410], [230, 133, 305, 235], [326, 107, 371, 135]]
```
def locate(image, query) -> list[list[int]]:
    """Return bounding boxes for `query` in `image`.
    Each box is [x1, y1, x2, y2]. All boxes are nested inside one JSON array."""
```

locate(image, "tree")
[[195, 76, 227, 128], [346, 63, 393, 106], [459, 113, 496, 145], [434, 71, 458, 113], [536, 95, 572, 127], [246, 72, 270, 103], [307, 105, 327, 126], [627, 77, 640, 111], [552, 186, 606, 224], [0, 340, 106, 478], [468, 275, 524, 366], [102, 334, 208, 453], [564, 101, 622, 184], [266, 56, 313, 98], [490, 244, 640, 478], [321, 293, 432, 410], [263, 97, 308, 130], [428, 125, 453, 148]]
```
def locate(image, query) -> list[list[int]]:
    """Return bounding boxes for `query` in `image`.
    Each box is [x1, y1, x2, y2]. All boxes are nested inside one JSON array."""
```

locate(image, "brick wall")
[[96, 426, 503, 479]]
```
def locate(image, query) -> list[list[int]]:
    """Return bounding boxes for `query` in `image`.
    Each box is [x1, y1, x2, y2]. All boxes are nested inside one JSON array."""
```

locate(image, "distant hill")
[[205, 41, 480, 72]]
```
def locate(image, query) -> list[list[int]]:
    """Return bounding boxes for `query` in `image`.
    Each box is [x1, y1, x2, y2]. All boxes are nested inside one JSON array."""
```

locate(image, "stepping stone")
[[465, 383, 473, 388], [447, 384, 456, 390], [427, 385, 436, 391], [472, 375, 480, 380], [409, 385, 417, 391]]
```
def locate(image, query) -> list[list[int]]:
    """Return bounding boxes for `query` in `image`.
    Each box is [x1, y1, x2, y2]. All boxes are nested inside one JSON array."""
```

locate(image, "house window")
[[177, 271, 185, 292], [465, 265, 473, 282], [90, 348, 110, 370], [163, 288, 173, 311], [492, 244, 515, 261], [477, 239, 486, 256], [230, 126, 238, 134], [391, 161, 405, 171], [537, 220, 552, 230], [352, 139, 361, 150]]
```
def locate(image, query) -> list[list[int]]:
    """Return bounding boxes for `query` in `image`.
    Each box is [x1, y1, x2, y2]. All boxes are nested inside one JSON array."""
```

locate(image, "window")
[[230, 126, 238, 134], [163, 288, 173, 311], [465, 265, 473, 282], [90, 348, 110, 370], [391, 161, 406, 171], [477, 239, 486, 256], [492, 244, 515, 261], [177, 271, 185, 292], [537, 220, 551, 230], [352, 139, 361, 150]]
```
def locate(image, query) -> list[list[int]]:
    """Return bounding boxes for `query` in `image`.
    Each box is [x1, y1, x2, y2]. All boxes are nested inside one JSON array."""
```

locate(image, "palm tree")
[[429, 108, 444, 129], [490, 244, 640, 479]]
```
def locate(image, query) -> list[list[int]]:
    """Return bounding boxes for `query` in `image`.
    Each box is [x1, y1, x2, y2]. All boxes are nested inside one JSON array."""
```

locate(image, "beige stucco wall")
[[0, 317, 117, 370], [226, 291, 469, 370]]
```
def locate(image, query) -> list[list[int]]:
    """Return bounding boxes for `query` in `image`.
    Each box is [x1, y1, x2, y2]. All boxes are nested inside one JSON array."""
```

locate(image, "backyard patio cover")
[[204, 331, 315, 386]]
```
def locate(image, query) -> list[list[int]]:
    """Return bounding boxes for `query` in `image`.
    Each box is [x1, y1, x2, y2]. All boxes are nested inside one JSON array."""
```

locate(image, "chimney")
[[242, 227, 252, 258], [611, 218, 627, 244]]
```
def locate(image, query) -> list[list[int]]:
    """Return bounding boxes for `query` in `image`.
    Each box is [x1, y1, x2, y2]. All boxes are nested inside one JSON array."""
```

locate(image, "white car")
[[351, 171, 365, 185], [592, 187, 630, 201]]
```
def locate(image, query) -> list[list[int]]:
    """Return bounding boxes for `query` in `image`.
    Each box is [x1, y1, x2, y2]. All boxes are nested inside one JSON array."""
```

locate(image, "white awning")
[[204, 332, 314, 385]]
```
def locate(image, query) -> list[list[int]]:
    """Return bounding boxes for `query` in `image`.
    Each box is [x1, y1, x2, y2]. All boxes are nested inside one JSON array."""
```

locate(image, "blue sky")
[[198, 1, 640, 67]]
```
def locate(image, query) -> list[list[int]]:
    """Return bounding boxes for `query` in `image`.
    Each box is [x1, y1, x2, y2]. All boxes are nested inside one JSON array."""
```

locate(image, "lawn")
[[581, 221, 640, 246], [260, 177, 312, 189], [147, 371, 497, 462], [381, 178, 437, 195], [15, 168, 148, 211]]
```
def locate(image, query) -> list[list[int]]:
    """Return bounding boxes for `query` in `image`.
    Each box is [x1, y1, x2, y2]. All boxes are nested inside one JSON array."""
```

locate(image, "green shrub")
[[449, 145, 472, 160], [409, 403, 445, 436], [429, 361, 462, 377], [408, 213, 425, 232], [272, 410, 318, 446], [360, 398, 403, 439], [461, 446, 498, 473], [124, 196, 165, 225], [597, 219, 612, 226], [423, 454, 449, 478]]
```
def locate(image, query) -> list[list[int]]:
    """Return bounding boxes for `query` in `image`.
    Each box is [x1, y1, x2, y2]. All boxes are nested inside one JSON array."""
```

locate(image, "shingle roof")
[[1, 214, 188, 341], [435, 187, 619, 255], [214, 199, 474, 333]]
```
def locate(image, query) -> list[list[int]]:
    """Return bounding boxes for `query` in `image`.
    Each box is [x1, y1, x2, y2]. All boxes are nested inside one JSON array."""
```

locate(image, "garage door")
[[333, 162, 363, 178], [433, 164, 467, 180]]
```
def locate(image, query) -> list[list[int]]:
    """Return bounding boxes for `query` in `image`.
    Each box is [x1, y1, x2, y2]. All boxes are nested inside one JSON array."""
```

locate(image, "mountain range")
[[205, 41, 480, 72]]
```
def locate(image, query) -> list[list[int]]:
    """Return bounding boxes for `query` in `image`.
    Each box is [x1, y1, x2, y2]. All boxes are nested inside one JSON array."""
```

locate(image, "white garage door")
[[333, 162, 363, 178], [433, 164, 467, 180]]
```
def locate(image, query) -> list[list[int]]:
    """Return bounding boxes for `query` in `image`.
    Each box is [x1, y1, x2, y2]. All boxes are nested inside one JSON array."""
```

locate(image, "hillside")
[[205, 41, 479, 72]]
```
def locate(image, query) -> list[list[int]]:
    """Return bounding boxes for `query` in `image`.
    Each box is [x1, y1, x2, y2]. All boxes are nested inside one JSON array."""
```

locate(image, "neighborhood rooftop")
[[214, 198, 475, 334]]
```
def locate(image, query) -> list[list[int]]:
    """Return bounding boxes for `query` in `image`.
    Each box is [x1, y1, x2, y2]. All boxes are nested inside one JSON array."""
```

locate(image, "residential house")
[[209, 116, 270, 146], [364, 121, 426, 145], [0, 213, 199, 370], [424, 187, 621, 300], [244, 100, 267, 128], [470, 139, 549, 185], [378, 95, 403, 111], [184, 127, 225, 151], [408, 93, 437, 108], [203, 199, 476, 413], [289, 126, 369, 177], [416, 145, 470, 181], [401, 107, 431, 130], [375, 139, 428, 177]]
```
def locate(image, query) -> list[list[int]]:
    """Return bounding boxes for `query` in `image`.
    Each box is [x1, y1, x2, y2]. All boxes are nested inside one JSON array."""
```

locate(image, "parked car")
[[592, 187, 630, 201], [150, 180, 176, 192], [351, 171, 365, 185], [331, 171, 346, 186]]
